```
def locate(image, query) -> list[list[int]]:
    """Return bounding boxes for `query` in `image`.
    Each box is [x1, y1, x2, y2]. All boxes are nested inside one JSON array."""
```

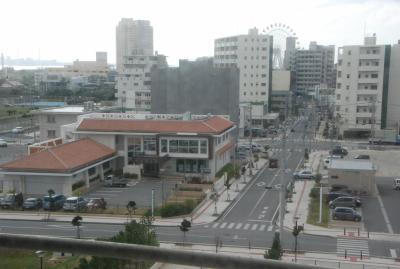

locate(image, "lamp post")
[[35, 250, 45, 269]]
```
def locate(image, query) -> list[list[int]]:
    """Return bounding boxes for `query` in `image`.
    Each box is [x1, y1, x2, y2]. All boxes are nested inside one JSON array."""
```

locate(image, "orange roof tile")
[[77, 115, 234, 134], [0, 138, 116, 173]]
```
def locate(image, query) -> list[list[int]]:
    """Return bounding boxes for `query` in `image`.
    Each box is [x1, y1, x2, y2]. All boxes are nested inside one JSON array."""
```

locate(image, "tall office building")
[[284, 36, 296, 71], [335, 35, 400, 136], [214, 28, 273, 109], [115, 19, 164, 111], [292, 42, 335, 95], [116, 19, 154, 69]]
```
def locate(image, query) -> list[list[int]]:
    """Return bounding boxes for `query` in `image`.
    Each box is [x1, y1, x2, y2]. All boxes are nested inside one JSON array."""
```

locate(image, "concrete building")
[[31, 103, 118, 142], [214, 28, 273, 109], [335, 35, 400, 136], [116, 19, 154, 70], [292, 42, 335, 95], [328, 159, 376, 196], [284, 36, 297, 71], [151, 58, 240, 126], [271, 70, 292, 119], [115, 54, 168, 112]]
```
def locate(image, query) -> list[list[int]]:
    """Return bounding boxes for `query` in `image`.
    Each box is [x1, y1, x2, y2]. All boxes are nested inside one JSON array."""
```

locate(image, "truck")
[[369, 129, 400, 145], [104, 175, 129, 187]]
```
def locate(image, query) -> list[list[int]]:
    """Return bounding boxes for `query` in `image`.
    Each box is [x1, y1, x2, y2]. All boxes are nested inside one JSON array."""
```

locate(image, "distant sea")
[[4, 65, 64, 71]]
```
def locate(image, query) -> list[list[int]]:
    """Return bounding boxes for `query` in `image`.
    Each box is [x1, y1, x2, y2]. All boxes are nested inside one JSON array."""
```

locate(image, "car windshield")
[[26, 198, 36, 202]]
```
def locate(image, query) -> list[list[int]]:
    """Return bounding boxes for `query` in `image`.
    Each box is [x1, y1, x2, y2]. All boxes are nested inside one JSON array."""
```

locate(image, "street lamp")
[[35, 250, 45, 269]]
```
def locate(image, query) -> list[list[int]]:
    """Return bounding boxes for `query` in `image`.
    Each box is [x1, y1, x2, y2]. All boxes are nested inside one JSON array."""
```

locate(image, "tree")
[[126, 201, 137, 220], [72, 215, 83, 239], [292, 222, 304, 262], [179, 218, 191, 245], [75, 216, 158, 269], [265, 232, 282, 260]]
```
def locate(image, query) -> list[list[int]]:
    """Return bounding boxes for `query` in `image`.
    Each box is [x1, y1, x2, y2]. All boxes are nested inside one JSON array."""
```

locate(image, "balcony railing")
[[0, 233, 331, 269]]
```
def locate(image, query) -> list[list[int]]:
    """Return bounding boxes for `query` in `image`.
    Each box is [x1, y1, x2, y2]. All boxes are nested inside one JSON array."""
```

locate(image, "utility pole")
[[279, 131, 286, 239], [249, 103, 253, 176]]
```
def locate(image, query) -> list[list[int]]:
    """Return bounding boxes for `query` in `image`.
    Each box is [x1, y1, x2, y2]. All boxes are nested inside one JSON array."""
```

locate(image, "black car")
[[354, 154, 370, 160], [330, 148, 348, 156]]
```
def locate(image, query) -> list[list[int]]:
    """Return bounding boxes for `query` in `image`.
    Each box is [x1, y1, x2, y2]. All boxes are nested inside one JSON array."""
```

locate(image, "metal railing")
[[0, 233, 329, 269]]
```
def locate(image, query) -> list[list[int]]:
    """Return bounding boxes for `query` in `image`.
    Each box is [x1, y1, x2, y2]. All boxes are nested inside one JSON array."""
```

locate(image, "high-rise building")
[[116, 19, 153, 69], [335, 35, 400, 136], [292, 42, 335, 95], [115, 19, 164, 112], [214, 28, 273, 109], [151, 58, 240, 125], [284, 36, 296, 71]]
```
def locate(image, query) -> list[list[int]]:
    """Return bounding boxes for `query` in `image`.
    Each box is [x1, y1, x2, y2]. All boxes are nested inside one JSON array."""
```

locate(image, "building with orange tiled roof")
[[0, 113, 237, 196], [0, 138, 118, 196]]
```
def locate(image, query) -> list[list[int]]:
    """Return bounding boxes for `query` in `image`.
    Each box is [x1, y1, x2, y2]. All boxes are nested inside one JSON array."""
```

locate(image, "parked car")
[[63, 196, 88, 211], [104, 175, 129, 187], [354, 154, 370, 160], [43, 194, 66, 210], [11, 127, 24, 134], [293, 170, 316, 180], [332, 207, 362, 222], [329, 196, 361, 209], [87, 198, 107, 210], [0, 139, 7, 147], [330, 146, 348, 156], [0, 193, 23, 209], [23, 198, 43, 210], [394, 178, 400, 190], [327, 191, 353, 202]]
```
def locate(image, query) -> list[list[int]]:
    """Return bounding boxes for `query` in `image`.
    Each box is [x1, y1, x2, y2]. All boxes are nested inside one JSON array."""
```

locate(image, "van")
[[43, 194, 66, 210]]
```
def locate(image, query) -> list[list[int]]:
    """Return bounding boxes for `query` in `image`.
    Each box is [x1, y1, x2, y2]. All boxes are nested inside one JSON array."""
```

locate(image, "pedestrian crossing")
[[204, 222, 274, 232], [336, 237, 369, 257]]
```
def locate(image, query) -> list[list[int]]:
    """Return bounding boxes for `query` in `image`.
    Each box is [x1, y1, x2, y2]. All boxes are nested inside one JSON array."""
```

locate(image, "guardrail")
[[0, 233, 329, 269]]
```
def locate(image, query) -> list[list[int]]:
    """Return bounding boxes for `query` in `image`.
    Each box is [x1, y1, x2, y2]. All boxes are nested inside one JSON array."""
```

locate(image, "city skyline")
[[0, 0, 399, 66]]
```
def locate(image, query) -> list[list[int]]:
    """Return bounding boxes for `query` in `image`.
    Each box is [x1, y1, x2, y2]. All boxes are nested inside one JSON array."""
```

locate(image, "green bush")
[[72, 180, 85, 191], [159, 199, 196, 218], [264, 145, 270, 151], [179, 186, 203, 192], [123, 173, 138, 179], [309, 187, 320, 198]]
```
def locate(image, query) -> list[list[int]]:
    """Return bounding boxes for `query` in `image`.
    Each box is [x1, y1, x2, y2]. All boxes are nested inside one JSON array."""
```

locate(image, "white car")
[[0, 139, 7, 147], [293, 170, 316, 180], [12, 127, 24, 134]]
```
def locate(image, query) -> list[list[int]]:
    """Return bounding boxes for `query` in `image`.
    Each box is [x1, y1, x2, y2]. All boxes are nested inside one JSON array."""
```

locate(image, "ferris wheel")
[[263, 23, 298, 69]]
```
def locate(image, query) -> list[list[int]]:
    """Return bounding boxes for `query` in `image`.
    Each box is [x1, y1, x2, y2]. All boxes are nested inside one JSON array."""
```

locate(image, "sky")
[[1, 0, 400, 66]]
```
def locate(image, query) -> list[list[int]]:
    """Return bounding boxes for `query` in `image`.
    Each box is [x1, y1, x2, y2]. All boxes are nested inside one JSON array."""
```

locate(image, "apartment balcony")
[[358, 65, 379, 72], [358, 78, 378, 84], [356, 112, 373, 118], [359, 54, 381, 60]]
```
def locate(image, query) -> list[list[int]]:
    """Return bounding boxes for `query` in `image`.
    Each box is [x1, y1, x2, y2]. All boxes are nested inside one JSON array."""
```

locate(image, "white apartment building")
[[115, 54, 167, 112], [214, 28, 273, 108], [335, 35, 400, 136], [116, 19, 153, 70]]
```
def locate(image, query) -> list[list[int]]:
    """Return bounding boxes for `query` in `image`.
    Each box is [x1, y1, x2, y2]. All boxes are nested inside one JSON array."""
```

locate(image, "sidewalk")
[[283, 151, 400, 242], [0, 158, 269, 227]]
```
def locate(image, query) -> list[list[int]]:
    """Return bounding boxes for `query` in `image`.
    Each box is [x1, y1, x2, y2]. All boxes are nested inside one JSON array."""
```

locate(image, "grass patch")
[[0, 107, 31, 120], [307, 185, 330, 227], [0, 247, 81, 269]]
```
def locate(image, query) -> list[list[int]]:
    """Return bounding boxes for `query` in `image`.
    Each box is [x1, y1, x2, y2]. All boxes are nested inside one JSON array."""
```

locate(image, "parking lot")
[[84, 178, 179, 209], [319, 148, 400, 234]]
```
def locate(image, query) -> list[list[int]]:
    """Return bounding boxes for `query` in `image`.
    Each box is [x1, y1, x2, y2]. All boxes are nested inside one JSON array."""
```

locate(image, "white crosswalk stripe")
[[227, 223, 235, 229], [337, 238, 369, 257], [251, 224, 258, 231], [259, 224, 266, 231], [212, 223, 219, 228], [235, 223, 243, 229], [243, 223, 250, 230], [220, 222, 227, 228], [267, 225, 273, 231]]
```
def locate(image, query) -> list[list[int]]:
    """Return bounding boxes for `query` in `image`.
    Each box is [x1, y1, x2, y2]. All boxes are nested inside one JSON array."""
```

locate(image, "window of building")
[[337, 83, 341, 89], [243, 92, 246, 96], [337, 71, 342, 78], [47, 115, 55, 123], [346, 85, 349, 90], [338, 59, 343, 66], [346, 74, 350, 79], [371, 74, 378, 78], [347, 62, 351, 67], [161, 139, 167, 153], [261, 83, 266, 86], [200, 140, 207, 154], [371, 84, 378, 90], [336, 106, 341, 111], [347, 50, 352, 55], [47, 130, 56, 138], [336, 94, 341, 100], [143, 136, 156, 151], [243, 83, 246, 87], [261, 92, 266, 95], [128, 137, 142, 153]]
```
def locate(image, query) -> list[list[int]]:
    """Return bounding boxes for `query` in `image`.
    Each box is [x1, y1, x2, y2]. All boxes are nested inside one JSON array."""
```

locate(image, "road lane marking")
[[243, 224, 250, 230], [220, 222, 227, 228], [271, 203, 280, 224], [261, 210, 267, 214], [227, 223, 235, 229], [247, 219, 271, 223], [259, 224, 266, 231], [267, 225, 273, 231], [390, 249, 397, 258], [235, 223, 243, 229], [212, 223, 219, 228], [376, 185, 394, 234], [251, 224, 258, 231], [248, 169, 281, 217]]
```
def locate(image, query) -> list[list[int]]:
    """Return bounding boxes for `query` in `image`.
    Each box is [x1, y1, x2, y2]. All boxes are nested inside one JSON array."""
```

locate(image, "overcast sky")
[[1, 0, 399, 66]]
